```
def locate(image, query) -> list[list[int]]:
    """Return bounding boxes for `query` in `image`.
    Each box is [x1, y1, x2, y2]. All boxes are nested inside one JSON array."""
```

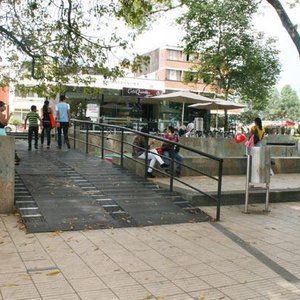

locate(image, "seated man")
[[162, 126, 183, 177]]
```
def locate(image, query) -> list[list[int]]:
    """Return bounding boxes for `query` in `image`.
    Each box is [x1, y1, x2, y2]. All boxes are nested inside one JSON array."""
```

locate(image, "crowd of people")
[[0, 95, 71, 165], [23, 94, 71, 151]]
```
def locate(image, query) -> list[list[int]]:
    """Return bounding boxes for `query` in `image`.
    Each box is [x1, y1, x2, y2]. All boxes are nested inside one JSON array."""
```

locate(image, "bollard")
[[245, 146, 271, 213]]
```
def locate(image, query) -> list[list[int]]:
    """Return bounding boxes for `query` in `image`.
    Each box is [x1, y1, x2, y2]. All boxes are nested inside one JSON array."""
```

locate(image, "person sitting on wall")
[[162, 125, 183, 177], [132, 126, 168, 178]]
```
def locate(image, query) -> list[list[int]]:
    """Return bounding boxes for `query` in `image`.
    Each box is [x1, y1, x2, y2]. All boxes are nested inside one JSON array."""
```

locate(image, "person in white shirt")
[[185, 120, 195, 137], [55, 95, 71, 149]]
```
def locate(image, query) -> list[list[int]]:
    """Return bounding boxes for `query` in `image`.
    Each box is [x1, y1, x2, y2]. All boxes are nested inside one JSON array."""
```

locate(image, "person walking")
[[24, 105, 42, 150], [56, 95, 71, 149], [40, 100, 55, 149], [132, 127, 168, 178]]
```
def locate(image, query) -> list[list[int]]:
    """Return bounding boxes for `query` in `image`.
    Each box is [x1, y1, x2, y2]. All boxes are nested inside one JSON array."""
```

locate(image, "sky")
[[132, 2, 300, 97]]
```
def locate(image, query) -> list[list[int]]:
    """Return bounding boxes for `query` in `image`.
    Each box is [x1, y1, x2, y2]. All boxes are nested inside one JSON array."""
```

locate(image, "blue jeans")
[[57, 122, 70, 148], [28, 126, 38, 148], [41, 125, 51, 146], [163, 150, 183, 174]]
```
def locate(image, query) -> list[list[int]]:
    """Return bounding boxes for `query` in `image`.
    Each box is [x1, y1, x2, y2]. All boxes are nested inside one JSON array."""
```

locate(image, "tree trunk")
[[266, 0, 300, 57]]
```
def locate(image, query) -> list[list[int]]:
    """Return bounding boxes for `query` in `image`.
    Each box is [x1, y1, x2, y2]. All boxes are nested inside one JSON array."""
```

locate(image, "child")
[[24, 105, 42, 150]]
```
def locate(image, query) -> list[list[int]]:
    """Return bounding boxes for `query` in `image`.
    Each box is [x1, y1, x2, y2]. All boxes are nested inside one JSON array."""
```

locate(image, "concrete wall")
[[71, 130, 299, 158], [178, 135, 297, 157], [0, 136, 15, 213]]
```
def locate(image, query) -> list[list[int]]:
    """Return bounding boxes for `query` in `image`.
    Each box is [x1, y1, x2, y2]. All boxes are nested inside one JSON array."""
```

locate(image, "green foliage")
[[264, 85, 300, 121], [116, 0, 174, 29], [69, 98, 87, 120], [239, 110, 260, 125], [0, 0, 296, 103], [9, 116, 22, 126], [0, 0, 161, 94], [178, 0, 281, 110]]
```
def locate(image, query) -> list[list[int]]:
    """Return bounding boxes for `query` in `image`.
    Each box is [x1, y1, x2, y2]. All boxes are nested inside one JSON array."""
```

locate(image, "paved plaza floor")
[[1, 201, 300, 299], [152, 173, 300, 193]]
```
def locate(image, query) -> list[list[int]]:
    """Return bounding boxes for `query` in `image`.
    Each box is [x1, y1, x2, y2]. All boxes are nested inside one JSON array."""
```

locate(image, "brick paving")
[[1, 201, 300, 299]]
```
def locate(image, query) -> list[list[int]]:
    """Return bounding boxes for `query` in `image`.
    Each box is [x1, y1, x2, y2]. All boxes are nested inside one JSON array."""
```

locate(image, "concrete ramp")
[[14, 140, 209, 233]]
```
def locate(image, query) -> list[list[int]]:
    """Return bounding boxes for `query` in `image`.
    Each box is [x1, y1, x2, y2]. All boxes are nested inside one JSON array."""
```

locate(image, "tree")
[[118, 0, 300, 56], [264, 85, 300, 121], [0, 0, 298, 97], [0, 0, 157, 94], [263, 88, 282, 120], [178, 0, 281, 109]]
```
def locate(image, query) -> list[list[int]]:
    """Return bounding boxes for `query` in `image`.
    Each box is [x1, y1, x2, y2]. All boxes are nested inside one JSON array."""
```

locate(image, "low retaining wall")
[[112, 155, 300, 177], [0, 136, 15, 213], [72, 130, 298, 158]]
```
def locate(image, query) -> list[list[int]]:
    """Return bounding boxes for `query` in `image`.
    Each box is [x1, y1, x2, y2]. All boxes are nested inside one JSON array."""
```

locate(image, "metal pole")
[[85, 123, 89, 154], [264, 182, 270, 212], [73, 121, 76, 149], [120, 128, 124, 167], [144, 135, 149, 177], [216, 159, 223, 221], [137, 97, 141, 131], [244, 154, 251, 213], [169, 146, 175, 192], [101, 125, 104, 159]]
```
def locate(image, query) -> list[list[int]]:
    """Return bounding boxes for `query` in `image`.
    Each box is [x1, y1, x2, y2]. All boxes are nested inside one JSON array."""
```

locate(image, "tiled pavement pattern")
[[152, 173, 300, 194], [1, 202, 300, 299]]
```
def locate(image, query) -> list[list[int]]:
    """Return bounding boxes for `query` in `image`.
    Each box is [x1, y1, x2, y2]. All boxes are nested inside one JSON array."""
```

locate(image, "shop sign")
[[86, 103, 99, 118], [122, 87, 163, 97]]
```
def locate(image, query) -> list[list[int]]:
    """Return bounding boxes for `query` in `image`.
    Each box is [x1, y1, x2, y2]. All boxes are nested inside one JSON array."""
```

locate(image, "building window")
[[167, 70, 182, 81], [14, 109, 30, 122], [168, 49, 182, 61], [186, 53, 198, 62]]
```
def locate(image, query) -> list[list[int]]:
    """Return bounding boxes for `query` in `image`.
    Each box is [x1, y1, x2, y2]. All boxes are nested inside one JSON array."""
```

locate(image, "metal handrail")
[[70, 119, 223, 221]]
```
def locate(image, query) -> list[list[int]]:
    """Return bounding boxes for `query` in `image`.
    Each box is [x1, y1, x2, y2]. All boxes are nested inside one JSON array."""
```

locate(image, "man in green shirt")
[[24, 105, 42, 150]]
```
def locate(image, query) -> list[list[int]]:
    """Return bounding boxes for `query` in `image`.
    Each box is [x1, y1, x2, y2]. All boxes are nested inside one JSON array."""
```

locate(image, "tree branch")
[[0, 25, 36, 58], [266, 0, 300, 57]]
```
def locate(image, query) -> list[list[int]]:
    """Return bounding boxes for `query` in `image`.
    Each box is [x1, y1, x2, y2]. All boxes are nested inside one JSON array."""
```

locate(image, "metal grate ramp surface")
[[15, 140, 210, 233]]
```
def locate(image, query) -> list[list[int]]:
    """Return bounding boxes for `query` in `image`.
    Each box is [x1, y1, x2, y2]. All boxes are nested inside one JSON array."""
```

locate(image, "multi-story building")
[[134, 45, 215, 95], [132, 45, 217, 128]]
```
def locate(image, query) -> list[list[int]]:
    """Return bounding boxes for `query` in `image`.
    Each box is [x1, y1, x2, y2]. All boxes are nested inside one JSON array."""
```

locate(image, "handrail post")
[[120, 128, 124, 167], [101, 125, 104, 159], [144, 135, 149, 177], [85, 123, 89, 154], [216, 158, 223, 221], [73, 121, 76, 149], [169, 145, 175, 192]]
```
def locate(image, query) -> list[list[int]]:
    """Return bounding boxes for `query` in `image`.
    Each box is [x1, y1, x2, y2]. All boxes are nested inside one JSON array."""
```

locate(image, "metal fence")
[[70, 119, 224, 221]]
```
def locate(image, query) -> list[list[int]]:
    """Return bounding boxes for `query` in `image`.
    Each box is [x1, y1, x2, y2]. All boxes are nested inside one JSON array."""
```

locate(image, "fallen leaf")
[[46, 270, 60, 276]]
